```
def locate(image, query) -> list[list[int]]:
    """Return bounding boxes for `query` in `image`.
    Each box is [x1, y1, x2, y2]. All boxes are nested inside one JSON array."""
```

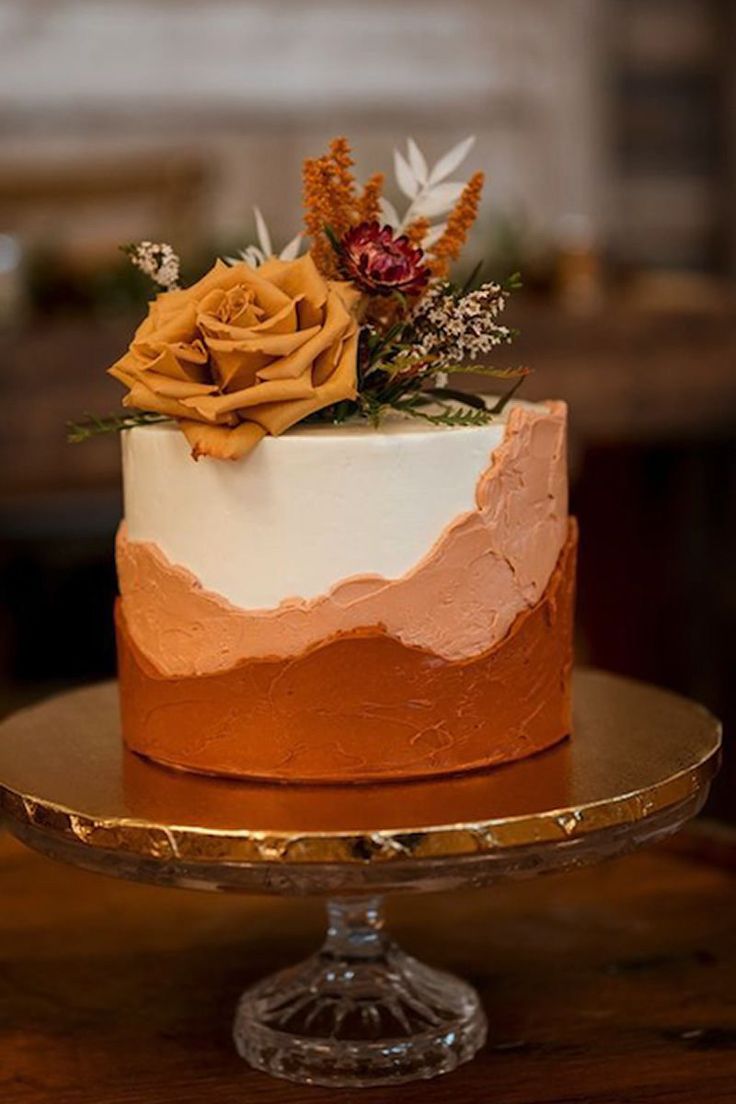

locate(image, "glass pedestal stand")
[[234, 896, 486, 1086], [0, 671, 721, 1089]]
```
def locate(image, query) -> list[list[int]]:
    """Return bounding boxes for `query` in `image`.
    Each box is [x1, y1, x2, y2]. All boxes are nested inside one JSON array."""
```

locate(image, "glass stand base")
[[233, 896, 487, 1087]]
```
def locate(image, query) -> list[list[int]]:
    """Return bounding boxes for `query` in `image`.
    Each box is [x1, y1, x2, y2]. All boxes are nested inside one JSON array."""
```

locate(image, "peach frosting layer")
[[117, 401, 568, 677]]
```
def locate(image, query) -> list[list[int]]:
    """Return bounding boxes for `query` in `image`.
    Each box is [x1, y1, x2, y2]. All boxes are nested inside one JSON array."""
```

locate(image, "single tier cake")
[[116, 399, 575, 782], [86, 133, 578, 783]]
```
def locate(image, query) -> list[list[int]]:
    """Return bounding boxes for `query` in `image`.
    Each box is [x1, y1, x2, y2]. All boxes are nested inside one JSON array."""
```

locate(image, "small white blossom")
[[411, 281, 512, 370], [126, 241, 180, 290]]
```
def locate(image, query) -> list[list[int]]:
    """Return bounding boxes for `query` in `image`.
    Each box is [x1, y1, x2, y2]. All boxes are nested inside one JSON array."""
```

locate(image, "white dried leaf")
[[394, 149, 419, 199], [279, 231, 304, 261], [228, 225, 302, 268], [237, 245, 266, 267], [253, 206, 273, 257], [379, 197, 400, 227], [410, 182, 465, 220], [428, 135, 476, 186], [406, 138, 428, 186]]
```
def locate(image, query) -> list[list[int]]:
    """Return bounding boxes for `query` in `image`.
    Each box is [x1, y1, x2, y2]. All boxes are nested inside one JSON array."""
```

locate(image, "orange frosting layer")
[[118, 521, 576, 784], [122, 724, 573, 831], [117, 401, 568, 675]]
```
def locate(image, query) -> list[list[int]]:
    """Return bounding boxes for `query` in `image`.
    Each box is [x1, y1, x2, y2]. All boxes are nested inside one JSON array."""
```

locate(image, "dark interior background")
[[0, 0, 734, 818]]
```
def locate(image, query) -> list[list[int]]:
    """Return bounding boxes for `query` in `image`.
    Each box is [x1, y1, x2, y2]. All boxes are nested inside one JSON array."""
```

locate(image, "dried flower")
[[404, 217, 430, 245], [303, 155, 337, 275], [123, 241, 180, 290], [428, 171, 485, 277], [330, 136, 357, 207], [338, 221, 430, 297], [358, 172, 385, 222], [303, 137, 361, 277], [410, 280, 512, 368], [383, 137, 477, 238], [302, 135, 481, 285]]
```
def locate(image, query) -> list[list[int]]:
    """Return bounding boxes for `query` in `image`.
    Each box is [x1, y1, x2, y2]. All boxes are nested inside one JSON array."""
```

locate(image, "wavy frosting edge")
[[117, 401, 568, 677], [117, 523, 577, 783]]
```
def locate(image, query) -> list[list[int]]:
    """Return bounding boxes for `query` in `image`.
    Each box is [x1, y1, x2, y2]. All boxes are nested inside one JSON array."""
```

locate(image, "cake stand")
[[0, 669, 721, 1088]]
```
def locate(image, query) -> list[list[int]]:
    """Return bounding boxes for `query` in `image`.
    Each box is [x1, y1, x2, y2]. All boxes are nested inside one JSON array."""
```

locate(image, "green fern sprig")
[[389, 394, 494, 428], [398, 404, 495, 428], [447, 364, 529, 380], [67, 410, 171, 444]]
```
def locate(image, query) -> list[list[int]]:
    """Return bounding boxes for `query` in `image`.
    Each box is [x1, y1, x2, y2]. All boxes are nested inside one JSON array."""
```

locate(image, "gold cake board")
[[0, 668, 721, 1088]]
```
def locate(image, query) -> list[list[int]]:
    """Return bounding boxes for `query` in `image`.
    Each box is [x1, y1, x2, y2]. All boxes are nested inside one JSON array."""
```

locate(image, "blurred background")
[[0, 0, 733, 815]]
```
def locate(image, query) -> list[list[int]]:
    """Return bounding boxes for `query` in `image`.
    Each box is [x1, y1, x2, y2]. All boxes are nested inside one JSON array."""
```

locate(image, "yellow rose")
[[109, 254, 360, 459]]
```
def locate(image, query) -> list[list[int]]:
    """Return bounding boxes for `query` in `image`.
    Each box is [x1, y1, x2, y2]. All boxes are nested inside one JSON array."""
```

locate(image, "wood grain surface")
[[1, 830, 735, 1104]]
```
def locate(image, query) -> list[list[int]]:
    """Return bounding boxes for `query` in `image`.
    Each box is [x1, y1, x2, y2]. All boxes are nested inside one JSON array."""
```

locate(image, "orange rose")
[[109, 254, 360, 459]]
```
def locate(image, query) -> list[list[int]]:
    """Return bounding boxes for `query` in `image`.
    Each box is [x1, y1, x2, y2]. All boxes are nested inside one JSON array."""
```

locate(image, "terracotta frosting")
[[117, 523, 576, 784], [117, 402, 568, 677]]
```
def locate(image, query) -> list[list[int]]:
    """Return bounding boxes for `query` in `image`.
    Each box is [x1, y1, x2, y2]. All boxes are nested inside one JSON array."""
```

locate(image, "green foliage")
[[489, 375, 527, 414], [67, 410, 171, 444], [392, 398, 495, 428], [446, 363, 529, 379]]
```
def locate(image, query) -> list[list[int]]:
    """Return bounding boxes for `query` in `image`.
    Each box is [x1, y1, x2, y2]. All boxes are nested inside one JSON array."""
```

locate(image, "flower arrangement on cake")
[[108, 134, 574, 787], [70, 136, 527, 460]]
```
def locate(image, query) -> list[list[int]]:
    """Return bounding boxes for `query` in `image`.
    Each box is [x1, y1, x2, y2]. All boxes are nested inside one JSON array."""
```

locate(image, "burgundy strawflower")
[[338, 221, 430, 296]]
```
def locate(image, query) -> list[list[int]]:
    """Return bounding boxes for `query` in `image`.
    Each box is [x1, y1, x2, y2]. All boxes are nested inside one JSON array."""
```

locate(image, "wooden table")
[[1, 829, 735, 1104]]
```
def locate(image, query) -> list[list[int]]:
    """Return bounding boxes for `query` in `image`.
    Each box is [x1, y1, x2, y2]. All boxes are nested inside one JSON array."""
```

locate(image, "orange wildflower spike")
[[429, 171, 485, 277], [303, 138, 361, 278], [358, 173, 384, 222], [404, 217, 430, 246]]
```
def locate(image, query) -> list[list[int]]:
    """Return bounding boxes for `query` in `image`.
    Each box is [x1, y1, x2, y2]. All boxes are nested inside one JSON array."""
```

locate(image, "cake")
[[73, 135, 576, 784], [116, 403, 574, 782]]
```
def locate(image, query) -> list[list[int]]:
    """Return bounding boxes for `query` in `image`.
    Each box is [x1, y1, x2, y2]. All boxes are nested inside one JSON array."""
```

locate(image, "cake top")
[[70, 135, 532, 463], [127, 396, 543, 443]]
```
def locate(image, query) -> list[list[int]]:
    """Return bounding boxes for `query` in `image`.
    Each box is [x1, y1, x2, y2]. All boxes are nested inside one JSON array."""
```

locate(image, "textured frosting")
[[121, 411, 512, 608], [117, 523, 576, 784], [122, 722, 573, 830], [117, 401, 568, 676]]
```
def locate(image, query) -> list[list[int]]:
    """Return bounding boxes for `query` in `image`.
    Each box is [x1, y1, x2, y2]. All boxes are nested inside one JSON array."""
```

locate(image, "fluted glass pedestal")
[[234, 896, 485, 1086]]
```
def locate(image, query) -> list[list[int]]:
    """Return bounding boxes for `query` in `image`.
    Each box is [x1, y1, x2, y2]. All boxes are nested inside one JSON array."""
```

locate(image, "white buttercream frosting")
[[122, 405, 540, 609], [118, 401, 569, 672]]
